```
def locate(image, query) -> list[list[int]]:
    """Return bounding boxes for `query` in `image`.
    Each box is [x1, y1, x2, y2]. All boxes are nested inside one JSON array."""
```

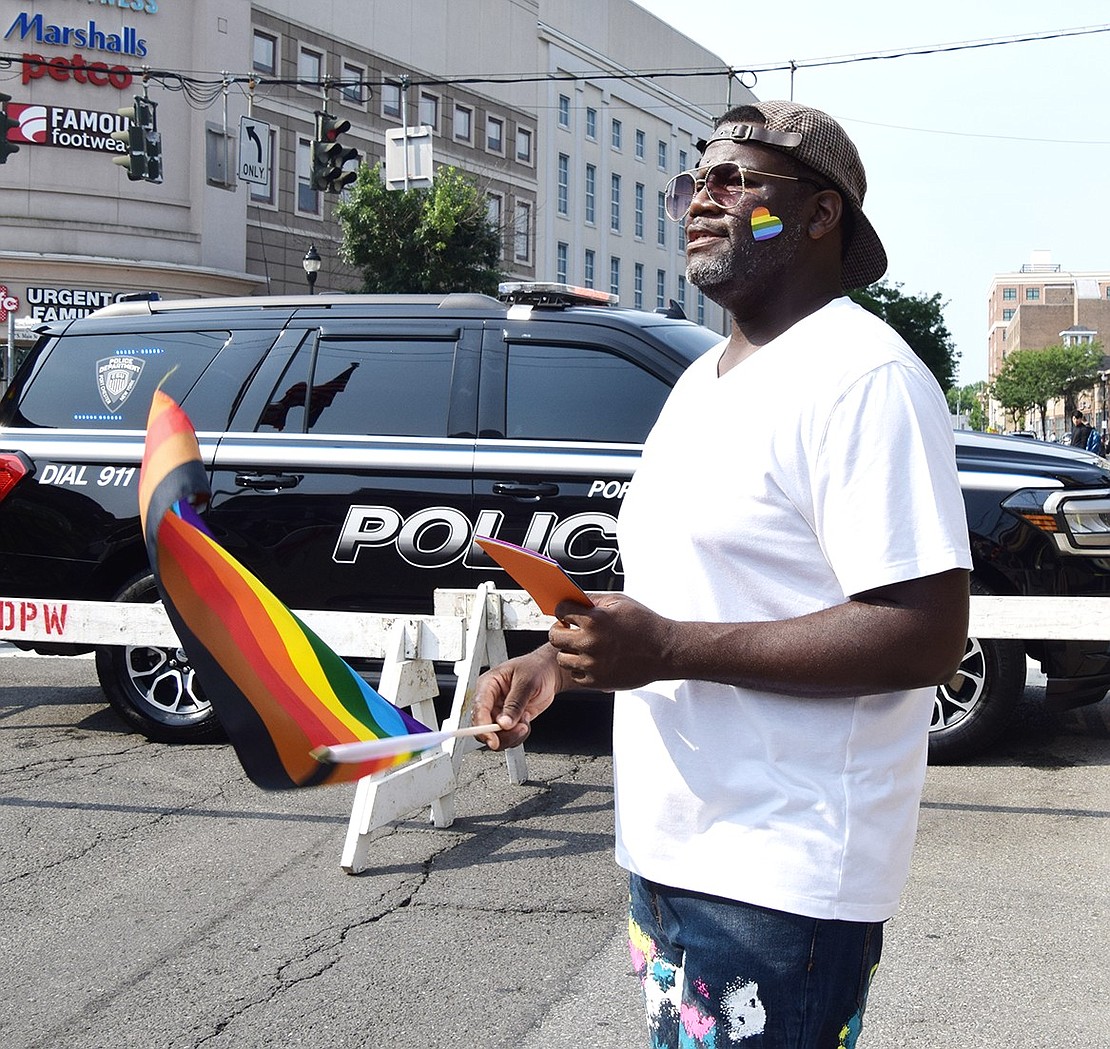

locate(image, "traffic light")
[[0, 93, 19, 165], [311, 110, 359, 193], [111, 96, 162, 184]]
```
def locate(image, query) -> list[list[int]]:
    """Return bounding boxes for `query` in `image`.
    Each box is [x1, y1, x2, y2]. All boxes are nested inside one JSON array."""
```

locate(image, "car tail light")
[[0, 451, 32, 503]]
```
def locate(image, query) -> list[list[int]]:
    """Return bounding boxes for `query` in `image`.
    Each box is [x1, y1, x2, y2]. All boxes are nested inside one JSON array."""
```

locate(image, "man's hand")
[[549, 593, 677, 691], [474, 644, 568, 750]]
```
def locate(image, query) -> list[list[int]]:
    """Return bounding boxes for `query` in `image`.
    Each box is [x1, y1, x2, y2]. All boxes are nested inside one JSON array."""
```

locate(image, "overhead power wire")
[[1, 23, 1107, 105], [2, 22, 1110, 130]]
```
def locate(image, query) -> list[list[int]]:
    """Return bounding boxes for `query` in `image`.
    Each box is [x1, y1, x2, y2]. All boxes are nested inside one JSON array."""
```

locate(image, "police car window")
[[259, 337, 456, 437], [506, 343, 669, 443], [16, 331, 230, 429]]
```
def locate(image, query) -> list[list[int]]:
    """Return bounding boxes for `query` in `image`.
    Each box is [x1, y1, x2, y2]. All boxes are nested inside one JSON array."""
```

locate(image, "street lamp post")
[[302, 244, 321, 295]]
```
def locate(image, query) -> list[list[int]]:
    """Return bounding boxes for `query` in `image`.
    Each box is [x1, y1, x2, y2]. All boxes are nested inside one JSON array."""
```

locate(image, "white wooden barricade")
[[339, 582, 534, 873], [5, 591, 1110, 872]]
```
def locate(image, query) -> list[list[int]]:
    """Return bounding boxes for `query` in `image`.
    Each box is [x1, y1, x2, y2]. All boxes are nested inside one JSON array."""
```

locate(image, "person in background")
[[1070, 411, 1093, 450], [476, 101, 971, 1048]]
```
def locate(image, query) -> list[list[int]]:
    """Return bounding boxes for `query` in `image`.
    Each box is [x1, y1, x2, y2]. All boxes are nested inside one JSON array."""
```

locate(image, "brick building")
[[986, 252, 1110, 436]]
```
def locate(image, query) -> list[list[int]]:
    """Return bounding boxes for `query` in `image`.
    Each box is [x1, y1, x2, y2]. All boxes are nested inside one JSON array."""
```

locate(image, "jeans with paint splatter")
[[628, 874, 882, 1049]]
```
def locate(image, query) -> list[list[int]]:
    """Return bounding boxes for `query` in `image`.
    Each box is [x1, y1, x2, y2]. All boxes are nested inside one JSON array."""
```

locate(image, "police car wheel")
[[928, 581, 1025, 764], [94, 573, 224, 744]]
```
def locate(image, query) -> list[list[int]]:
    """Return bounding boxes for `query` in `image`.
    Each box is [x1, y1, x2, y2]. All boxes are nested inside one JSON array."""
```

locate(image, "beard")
[[685, 247, 736, 297], [686, 218, 805, 307]]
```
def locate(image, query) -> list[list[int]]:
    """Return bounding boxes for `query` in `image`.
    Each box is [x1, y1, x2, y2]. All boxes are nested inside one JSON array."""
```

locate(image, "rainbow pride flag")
[[138, 389, 432, 789]]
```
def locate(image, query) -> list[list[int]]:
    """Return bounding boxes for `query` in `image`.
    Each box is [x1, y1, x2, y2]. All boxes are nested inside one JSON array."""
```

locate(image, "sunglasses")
[[663, 161, 822, 221]]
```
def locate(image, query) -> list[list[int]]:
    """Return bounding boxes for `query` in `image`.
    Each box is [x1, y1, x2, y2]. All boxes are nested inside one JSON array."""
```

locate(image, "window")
[[1002, 308, 1015, 321], [514, 201, 532, 262], [419, 92, 439, 131], [1026, 288, 1040, 301], [678, 275, 686, 311], [340, 62, 367, 106], [657, 192, 666, 246], [516, 126, 533, 164], [454, 104, 473, 143], [296, 137, 321, 216], [634, 182, 644, 238], [557, 153, 569, 216], [610, 256, 621, 297], [585, 163, 596, 224], [656, 269, 666, 308], [697, 291, 705, 326], [635, 129, 645, 160], [586, 107, 597, 140], [248, 127, 278, 206], [584, 249, 596, 289], [679, 149, 688, 172], [252, 31, 277, 75], [262, 336, 457, 438], [557, 242, 568, 284], [634, 263, 644, 310], [487, 193, 503, 227], [382, 81, 402, 119], [610, 173, 621, 232], [18, 331, 231, 429], [1002, 287, 1017, 300], [487, 193, 503, 256], [505, 343, 671, 443], [611, 118, 622, 150], [558, 94, 570, 128], [486, 115, 503, 153], [297, 46, 322, 91], [657, 140, 667, 169]]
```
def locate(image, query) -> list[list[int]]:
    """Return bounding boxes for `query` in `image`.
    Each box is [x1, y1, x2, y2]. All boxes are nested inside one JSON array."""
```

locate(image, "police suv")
[[1, 283, 1109, 762]]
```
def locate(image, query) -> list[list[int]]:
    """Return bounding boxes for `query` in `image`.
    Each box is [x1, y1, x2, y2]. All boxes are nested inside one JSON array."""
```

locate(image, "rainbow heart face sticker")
[[751, 207, 783, 241]]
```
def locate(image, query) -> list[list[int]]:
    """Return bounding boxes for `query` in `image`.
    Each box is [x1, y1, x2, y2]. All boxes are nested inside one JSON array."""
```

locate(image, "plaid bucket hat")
[[697, 101, 887, 289]]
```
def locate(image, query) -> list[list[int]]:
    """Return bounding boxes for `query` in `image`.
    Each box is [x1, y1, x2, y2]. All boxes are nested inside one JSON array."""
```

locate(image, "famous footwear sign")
[[5, 101, 129, 154]]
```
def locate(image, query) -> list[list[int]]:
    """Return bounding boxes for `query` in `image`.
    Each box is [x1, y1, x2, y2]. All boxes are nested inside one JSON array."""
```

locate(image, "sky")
[[633, 0, 1110, 385]]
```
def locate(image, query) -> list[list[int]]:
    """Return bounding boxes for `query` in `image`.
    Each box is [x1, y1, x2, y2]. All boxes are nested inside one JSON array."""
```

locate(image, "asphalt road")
[[1, 652, 1107, 1049]]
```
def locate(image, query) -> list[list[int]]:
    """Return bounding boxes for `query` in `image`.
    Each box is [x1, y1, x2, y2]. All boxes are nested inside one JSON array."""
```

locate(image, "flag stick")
[[310, 723, 501, 764]]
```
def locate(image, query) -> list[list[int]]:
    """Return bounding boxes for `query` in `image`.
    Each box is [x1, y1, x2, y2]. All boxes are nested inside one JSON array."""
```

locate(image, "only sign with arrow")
[[238, 115, 271, 186]]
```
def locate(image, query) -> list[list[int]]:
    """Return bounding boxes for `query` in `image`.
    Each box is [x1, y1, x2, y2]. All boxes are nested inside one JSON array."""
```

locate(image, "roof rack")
[[497, 281, 618, 307]]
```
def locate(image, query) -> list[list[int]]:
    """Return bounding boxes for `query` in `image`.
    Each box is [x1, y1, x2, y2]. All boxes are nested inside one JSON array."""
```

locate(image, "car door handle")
[[492, 481, 560, 501], [234, 472, 303, 491]]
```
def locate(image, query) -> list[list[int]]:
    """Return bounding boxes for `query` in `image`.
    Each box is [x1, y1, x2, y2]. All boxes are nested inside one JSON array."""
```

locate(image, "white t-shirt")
[[613, 297, 972, 923]]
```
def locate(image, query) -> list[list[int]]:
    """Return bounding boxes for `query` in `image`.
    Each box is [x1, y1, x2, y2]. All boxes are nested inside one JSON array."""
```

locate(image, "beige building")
[[1, 0, 746, 372], [986, 251, 1110, 435]]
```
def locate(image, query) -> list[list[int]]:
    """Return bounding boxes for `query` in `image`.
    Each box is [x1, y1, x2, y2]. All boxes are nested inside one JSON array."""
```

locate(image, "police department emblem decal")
[[96, 356, 145, 411]]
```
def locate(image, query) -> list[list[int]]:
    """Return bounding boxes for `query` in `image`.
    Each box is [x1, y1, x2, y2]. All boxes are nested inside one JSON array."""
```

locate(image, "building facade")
[[986, 252, 1110, 435], [1, 0, 746, 372]]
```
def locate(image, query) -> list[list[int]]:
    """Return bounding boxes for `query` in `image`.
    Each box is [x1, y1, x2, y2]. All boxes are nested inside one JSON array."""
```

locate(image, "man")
[[1070, 411, 1092, 449], [475, 101, 971, 1048]]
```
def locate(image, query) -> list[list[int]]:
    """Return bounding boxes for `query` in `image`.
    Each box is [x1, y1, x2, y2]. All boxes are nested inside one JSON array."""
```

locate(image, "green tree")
[[336, 163, 503, 294], [849, 281, 958, 390], [989, 343, 1103, 436], [991, 349, 1046, 433], [946, 381, 988, 431], [1035, 342, 1104, 419]]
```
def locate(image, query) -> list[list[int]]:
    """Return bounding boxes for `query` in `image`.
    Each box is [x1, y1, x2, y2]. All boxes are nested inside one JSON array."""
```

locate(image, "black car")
[[1, 284, 1108, 761]]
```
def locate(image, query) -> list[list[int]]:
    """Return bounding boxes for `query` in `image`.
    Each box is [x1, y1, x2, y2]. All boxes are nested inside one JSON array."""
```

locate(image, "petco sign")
[[5, 102, 128, 154]]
